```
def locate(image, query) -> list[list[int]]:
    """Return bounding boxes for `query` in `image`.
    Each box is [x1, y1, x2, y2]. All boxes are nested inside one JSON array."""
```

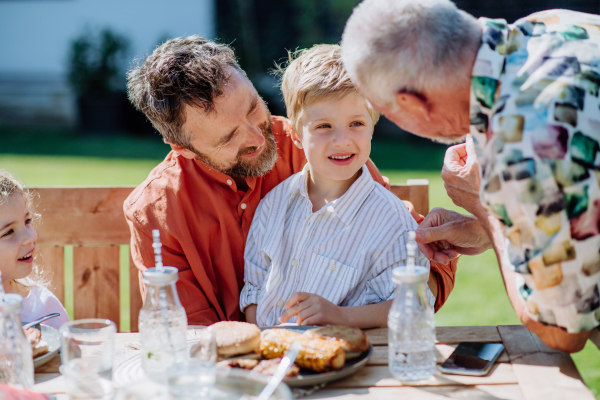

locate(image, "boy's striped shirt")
[[240, 163, 435, 327]]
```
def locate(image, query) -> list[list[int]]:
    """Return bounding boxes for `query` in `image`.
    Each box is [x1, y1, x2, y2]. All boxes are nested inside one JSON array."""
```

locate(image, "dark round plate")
[[260, 325, 372, 387]]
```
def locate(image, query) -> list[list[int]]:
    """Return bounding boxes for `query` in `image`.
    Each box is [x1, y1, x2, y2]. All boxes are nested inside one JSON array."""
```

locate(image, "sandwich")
[[23, 326, 49, 358], [260, 328, 345, 372], [304, 325, 369, 359]]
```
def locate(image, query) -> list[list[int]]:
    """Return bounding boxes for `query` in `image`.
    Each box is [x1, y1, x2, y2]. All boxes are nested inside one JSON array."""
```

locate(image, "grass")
[[1, 130, 598, 397]]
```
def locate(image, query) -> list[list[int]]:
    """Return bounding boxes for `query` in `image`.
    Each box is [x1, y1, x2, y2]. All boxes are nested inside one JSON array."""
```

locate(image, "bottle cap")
[[0, 293, 23, 314], [142, 266, 179, 285], [392, 265, 429, 284]]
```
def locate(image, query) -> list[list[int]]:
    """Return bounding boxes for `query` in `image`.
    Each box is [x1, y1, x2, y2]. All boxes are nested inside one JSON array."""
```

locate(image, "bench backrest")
[[31, 183, 428, 332]]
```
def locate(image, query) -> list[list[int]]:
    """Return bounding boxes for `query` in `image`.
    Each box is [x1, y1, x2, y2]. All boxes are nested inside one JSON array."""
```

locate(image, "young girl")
[[0, 170, 68, 329]]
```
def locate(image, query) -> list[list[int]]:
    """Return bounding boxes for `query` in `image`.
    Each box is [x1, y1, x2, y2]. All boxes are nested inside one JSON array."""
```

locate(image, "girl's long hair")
[[0, 170, 50, 289]]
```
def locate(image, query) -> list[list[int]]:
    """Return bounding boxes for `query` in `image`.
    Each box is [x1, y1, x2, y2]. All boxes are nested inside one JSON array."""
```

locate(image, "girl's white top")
[[240, 164, 435, 327], [20, 286, 69, 329]]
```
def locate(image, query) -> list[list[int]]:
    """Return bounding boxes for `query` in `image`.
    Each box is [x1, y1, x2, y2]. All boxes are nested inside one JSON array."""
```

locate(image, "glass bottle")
[[0, 294, 34, 389], [388, 232, 436, 381], [138, 267, 188, 383]]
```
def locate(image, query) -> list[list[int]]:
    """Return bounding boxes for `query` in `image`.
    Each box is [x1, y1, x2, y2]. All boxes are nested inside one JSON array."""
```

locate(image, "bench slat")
[[31, 183, 428, 332], [389, 184, 428, 217], [33, 187, 134, 246], [38, 246, 65, 305], [73, 246, 121, 331], [129, 256, 143, 332], [497, 325, 593, 400]]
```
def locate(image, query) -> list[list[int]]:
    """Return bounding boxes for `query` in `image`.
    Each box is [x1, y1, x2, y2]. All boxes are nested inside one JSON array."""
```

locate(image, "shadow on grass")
[[0, 125, 449, 170]]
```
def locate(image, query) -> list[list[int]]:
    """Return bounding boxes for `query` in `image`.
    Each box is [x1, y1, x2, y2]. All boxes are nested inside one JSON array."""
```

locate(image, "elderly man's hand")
[[415, 207, 493, 264], [442, 134, 487, 217]]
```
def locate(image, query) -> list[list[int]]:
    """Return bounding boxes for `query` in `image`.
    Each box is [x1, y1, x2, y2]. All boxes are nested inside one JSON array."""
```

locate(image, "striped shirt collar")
[[293, 163, 375, 226]]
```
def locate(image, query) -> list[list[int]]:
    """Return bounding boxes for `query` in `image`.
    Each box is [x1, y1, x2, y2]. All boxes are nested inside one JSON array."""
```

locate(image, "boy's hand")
[[279, 292, 344, 326]]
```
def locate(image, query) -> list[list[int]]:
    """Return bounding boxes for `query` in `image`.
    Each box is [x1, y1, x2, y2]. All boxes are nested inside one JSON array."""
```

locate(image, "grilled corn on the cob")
[[260, 329, 345, 372]]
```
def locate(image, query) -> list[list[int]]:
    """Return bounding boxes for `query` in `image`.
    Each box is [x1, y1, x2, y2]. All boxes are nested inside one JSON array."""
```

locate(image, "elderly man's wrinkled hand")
[[415, 207, 492, 265], [441, 134, 486, 217]]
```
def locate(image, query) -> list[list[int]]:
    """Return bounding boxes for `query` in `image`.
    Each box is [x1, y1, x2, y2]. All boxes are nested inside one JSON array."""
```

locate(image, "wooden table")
[[32, 325, 595, 399]]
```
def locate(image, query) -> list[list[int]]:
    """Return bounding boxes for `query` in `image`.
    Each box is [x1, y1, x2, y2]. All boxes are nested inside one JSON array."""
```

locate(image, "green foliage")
[[67, 27, 131, 95]]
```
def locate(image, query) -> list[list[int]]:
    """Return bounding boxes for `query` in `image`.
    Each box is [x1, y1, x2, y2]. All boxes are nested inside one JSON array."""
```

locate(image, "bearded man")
[[124, 36, 457, 325], [341, 0, 600, 351]]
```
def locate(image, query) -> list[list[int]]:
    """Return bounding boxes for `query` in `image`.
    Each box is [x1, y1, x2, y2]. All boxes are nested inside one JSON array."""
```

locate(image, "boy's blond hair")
[[280, 44, 379, 133], [0, 170, 49, 289]]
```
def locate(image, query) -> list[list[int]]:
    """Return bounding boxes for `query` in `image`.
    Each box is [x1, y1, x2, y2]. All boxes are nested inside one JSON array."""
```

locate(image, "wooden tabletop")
[[32, 325, 595, 399]]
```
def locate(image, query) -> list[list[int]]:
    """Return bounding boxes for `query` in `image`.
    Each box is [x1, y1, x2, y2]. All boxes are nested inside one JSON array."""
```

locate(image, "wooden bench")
[[31, 182, 428, 332]]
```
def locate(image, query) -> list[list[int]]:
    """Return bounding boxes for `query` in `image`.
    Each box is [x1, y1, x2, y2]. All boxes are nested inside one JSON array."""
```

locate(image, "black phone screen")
[[440, 342, 504, 371]]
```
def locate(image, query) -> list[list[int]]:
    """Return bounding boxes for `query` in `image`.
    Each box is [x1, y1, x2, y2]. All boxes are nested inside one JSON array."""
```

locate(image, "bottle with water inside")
[[0, 293, 34, 389], [138, 231, 188, 383], [388, 231, 436, 381]]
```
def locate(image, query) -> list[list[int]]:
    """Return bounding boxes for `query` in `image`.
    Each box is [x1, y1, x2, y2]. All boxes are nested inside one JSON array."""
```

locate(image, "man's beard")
[[190, 119, 278, 178]]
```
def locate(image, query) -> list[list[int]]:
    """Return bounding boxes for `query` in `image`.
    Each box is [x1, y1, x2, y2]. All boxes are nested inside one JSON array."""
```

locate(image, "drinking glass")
[[59, 319, 116, 400], [168, 328, 217, 399]]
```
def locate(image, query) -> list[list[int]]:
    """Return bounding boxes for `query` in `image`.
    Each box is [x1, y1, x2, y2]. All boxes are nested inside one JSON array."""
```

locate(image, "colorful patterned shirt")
[[470, 9, 600, 335]]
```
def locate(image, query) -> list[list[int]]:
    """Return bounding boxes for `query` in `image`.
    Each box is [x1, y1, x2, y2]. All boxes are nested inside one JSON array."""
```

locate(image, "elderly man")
[[342, 0, 600, 352], [124, 35, 457, 326]]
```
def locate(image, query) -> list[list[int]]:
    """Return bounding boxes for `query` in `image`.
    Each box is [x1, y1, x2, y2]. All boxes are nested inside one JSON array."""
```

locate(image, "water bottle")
[[0, 294, 34, 389], [138, 266, 189, 383], [388, 232, 436, 381]]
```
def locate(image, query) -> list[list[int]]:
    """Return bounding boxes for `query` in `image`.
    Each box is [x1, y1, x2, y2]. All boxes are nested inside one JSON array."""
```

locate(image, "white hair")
[[341, 0, 481, 107]]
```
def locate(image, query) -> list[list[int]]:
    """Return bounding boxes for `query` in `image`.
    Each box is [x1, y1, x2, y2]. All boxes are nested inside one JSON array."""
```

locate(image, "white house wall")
[[0, 0, 215, 127]]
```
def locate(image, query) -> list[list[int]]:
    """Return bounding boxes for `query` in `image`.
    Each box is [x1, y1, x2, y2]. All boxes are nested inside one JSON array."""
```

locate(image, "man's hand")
[[416, 207, 493, 264], [279, 293, 343, 326], [403, 200, 423, 222], [442, 134, 486, 217]]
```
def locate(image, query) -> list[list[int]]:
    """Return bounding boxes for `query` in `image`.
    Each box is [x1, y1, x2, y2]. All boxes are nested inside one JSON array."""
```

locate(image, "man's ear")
[[290, 128, 303, 149], [165, 141, 197, 159], [394, 91, 431, 122]]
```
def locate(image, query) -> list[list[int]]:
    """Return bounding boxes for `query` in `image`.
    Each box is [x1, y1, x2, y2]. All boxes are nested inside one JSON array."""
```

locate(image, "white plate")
[[113, 357, 293, 400], [34, 325, 61, 368]]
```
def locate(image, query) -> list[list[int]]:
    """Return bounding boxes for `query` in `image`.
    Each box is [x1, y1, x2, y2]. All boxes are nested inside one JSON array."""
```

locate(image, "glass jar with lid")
[[138, 267, 188, 383], [0, 293, 34, 388]]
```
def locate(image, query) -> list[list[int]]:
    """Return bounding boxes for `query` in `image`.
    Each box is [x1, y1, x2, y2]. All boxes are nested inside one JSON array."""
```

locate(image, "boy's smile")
[[328, 152, 356, 166]]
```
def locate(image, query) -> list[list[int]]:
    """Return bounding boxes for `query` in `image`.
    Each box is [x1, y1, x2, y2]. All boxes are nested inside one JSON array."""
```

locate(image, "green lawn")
[[1, 132, 598, 397]]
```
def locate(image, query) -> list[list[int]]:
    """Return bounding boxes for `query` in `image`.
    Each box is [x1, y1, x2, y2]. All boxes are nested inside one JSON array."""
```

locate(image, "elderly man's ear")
[[165, 140, 197, 160], [395, 91, 431, 122]]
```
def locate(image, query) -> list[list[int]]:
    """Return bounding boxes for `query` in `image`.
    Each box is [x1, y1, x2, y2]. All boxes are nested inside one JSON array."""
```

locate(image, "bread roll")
[[208, 321, 261, 357]]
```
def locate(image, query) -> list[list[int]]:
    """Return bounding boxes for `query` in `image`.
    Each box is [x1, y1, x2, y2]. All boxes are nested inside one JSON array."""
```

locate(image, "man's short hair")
[[341, 0, 480, 107], [279, 44, 379, 133], [127, 35, 244, 147]]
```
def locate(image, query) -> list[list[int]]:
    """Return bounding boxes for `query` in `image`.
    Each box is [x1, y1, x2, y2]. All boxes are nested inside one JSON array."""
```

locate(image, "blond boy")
[[240, 45, 437, 327]]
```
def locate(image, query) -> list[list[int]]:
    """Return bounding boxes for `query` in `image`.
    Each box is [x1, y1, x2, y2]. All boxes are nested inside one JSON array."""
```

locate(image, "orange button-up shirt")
[[125, 116, 457, 324]]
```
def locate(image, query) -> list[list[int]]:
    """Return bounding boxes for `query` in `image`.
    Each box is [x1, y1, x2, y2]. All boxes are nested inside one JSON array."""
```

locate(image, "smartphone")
[[439, 342, 504, 376]]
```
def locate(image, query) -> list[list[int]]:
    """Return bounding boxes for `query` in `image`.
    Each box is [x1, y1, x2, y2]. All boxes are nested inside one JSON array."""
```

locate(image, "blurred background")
[[0, 0, 599, 397]]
